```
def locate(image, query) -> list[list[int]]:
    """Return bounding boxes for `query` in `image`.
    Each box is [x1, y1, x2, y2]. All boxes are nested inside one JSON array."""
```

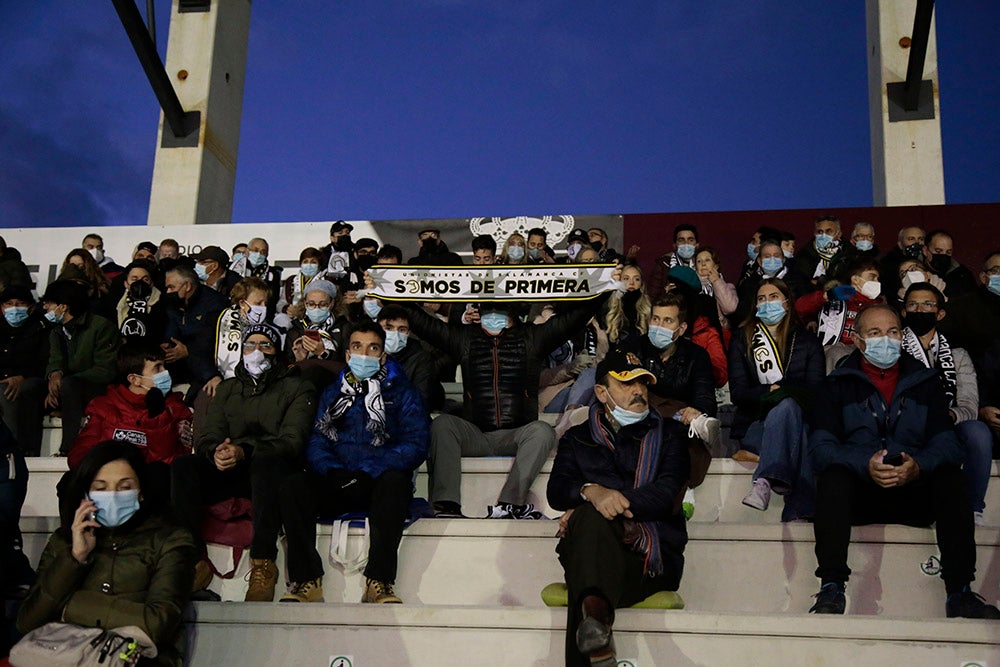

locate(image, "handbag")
[[9, 622, 157, 667]]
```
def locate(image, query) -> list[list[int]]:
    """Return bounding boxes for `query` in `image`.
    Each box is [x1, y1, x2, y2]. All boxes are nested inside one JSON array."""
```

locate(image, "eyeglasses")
[[242, 341, 274, 351], [304, 301, 331, 309], [904, 301, 938, 312]]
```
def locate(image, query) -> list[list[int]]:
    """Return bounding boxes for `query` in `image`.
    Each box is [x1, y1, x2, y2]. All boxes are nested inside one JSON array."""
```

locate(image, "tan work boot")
[[244, 558, 278, 602], [362, 578, 402, 604], [279, 578, 324, 603], [192, 559, 214, 592]]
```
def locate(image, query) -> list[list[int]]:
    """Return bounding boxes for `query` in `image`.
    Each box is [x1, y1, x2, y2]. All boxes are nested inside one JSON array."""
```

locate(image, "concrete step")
[[182, 603, 1000, 667], [21, 518, 1000, 618], [23, 456, 1000, 528]]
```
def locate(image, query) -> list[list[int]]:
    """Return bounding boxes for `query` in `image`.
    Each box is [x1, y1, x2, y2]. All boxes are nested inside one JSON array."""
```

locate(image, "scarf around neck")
[[587, 404, 664, 576], [316, 365, 389, 447], [901, 327, 957, 406]]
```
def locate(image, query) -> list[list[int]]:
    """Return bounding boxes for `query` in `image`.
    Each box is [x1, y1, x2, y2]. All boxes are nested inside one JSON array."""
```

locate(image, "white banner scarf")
[[751, 322, 785, 385], [365, 263, 621, 303]]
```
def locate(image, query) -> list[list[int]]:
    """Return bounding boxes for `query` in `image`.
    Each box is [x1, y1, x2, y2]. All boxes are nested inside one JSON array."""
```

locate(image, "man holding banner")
[[365, 262, 621, 519]]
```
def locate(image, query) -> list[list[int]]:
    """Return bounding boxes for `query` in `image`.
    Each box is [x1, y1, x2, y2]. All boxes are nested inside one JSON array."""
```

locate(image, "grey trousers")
[[429, 414, 555, 506]]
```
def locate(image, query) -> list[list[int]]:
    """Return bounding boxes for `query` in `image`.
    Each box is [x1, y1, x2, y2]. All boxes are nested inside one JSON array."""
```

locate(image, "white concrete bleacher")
[[20, 410, 1000, 665]]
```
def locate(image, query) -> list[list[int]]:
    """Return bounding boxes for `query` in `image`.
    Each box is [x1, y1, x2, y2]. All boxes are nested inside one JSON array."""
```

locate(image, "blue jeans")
[[741, 398, 815, 522], [956, 419, 992, 513]]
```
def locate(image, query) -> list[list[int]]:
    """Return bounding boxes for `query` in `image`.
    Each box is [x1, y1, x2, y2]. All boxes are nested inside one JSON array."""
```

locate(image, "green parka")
[[195, 361, 316, 461], [17, 514, 196, 667], [45, 311, 119, 385]]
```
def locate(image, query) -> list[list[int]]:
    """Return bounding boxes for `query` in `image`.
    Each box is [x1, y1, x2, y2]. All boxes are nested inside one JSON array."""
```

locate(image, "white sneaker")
[[688, 414, 721, 448], [742, 479, 771, 511], [974, 511, 985, 527]]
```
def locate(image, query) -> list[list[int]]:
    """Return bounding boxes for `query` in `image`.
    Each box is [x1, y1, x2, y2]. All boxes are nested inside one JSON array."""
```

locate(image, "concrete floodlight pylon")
[[147, 0, 251, 226], [866, 0, 946, 206]]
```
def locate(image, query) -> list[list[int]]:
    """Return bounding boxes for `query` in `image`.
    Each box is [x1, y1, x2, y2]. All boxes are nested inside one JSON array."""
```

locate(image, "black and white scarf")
[[750, 322, 785, 385], [812, 241, 840, 279], [902, 328, 957, 406], [316, 366, 389, 447]]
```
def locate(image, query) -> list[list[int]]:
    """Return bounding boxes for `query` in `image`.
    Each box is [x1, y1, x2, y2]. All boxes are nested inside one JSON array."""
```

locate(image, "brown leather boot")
[[192, 559, 214, 592], [244, 558, 278, 602]]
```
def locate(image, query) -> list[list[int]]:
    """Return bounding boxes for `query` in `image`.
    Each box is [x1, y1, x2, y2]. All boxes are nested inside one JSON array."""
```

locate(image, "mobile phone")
[[882, 453, 904, 467], [303, 330, 321, 342], [88, 511, 98, 523]]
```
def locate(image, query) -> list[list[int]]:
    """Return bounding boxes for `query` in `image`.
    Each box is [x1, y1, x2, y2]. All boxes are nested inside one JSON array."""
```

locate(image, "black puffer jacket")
[[403, 296, 607, 431], [620, 334, 717, 417]]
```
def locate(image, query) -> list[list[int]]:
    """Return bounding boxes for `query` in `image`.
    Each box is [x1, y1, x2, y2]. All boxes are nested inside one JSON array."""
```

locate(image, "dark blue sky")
[[1, 2, 996, 229]]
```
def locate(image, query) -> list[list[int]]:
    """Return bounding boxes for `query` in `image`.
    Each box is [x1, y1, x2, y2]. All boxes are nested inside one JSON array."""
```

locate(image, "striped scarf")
[[587, 404, 664, 576], [316, 366, 389, 447]]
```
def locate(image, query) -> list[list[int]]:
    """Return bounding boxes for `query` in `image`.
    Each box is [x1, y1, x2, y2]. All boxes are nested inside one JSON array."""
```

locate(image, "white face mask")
[[902, 270, 926, 289], [859, 280, 881, 300], [243, 349, 272, 378], [245, 304, 267, 325], [88, 247, 105, 263]]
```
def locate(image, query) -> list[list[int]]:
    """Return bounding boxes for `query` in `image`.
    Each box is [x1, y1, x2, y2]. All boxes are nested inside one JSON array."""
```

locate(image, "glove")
[[145, 388, 166, 418], [569, 354, 597, 377], [827, 285, 856, 302]]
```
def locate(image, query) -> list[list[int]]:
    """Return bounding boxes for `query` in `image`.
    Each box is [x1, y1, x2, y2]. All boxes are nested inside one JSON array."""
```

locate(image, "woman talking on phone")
[[17, 440, 195, 666]]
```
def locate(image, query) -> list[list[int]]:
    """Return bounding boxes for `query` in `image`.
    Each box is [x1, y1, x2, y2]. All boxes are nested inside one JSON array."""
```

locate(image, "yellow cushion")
[[540, 583, 684, 610]]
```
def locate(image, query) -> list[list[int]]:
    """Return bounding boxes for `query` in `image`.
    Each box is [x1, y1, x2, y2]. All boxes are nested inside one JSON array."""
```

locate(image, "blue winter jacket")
[[809, 350, 963, 479], [306, 358, 429, 478]]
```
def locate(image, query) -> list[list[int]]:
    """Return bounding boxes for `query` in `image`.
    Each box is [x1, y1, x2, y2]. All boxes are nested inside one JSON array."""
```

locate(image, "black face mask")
[[162, 291, 183, 308], [590, 240, 604, 252], [334, 236, 353, 251], [904, 311, 938, 337], [902, 242, 924, 259], [356, 255, 377, 273], [128, 280, 152, 301], [420, 237, 440, 254], [929, 253, 951, 275]]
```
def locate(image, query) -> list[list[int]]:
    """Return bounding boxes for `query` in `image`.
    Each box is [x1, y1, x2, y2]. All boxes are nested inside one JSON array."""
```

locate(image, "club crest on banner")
[[469, 216, 576, 247]]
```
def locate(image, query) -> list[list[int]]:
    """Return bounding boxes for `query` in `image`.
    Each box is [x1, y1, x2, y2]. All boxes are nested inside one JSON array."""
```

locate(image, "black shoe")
[[576, 616, 614, 664], [946, 590, 1000, 619], [809, 582, 846, 614], [432, 501, 465, 518]]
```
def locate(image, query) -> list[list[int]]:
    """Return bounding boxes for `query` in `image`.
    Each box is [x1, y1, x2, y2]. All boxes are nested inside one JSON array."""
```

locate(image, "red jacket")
[[690, 315, 729, 388], [69, 384, 193, 468]]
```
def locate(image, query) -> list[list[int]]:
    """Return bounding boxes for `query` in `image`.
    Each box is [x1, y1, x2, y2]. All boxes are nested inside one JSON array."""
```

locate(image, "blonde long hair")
[[606, 265, 651, 342]]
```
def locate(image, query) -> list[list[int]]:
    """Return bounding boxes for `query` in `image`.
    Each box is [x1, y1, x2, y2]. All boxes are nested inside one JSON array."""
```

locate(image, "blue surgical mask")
[[756, 300, 787, 326], [232, 252, 246, 263], [676, 244, 696, 260], [988, 275, 1000, 296], [855, 239, 874, 252], [862, 335, 901, 369], [88, 489, 140, 528], [300, 263, 319, 278], [348, 353, 381, 380], [746, 243, 758, 261], [607, 395, 649, 427], [506, 245, 524, 262], [384, 330, 408, 354], [363, 299, 382, 319], [815, 233, 834, 250], [44, 309, 63, 324], [195, 263, 210, 281], [151, 370, 172, 394], [481, 312, 509, 335], [4, 306, 28, 327], [782, 249, 794, 259], [761, 257, 783, 275], [647, 325, 675, 350], [248, 251, 266, 267], [528, 247, 541, 261], [306, 308, 329, 324]]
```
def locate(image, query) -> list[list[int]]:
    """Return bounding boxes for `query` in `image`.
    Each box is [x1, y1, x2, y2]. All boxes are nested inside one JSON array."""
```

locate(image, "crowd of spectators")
[[0, 217, 998, 665]]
